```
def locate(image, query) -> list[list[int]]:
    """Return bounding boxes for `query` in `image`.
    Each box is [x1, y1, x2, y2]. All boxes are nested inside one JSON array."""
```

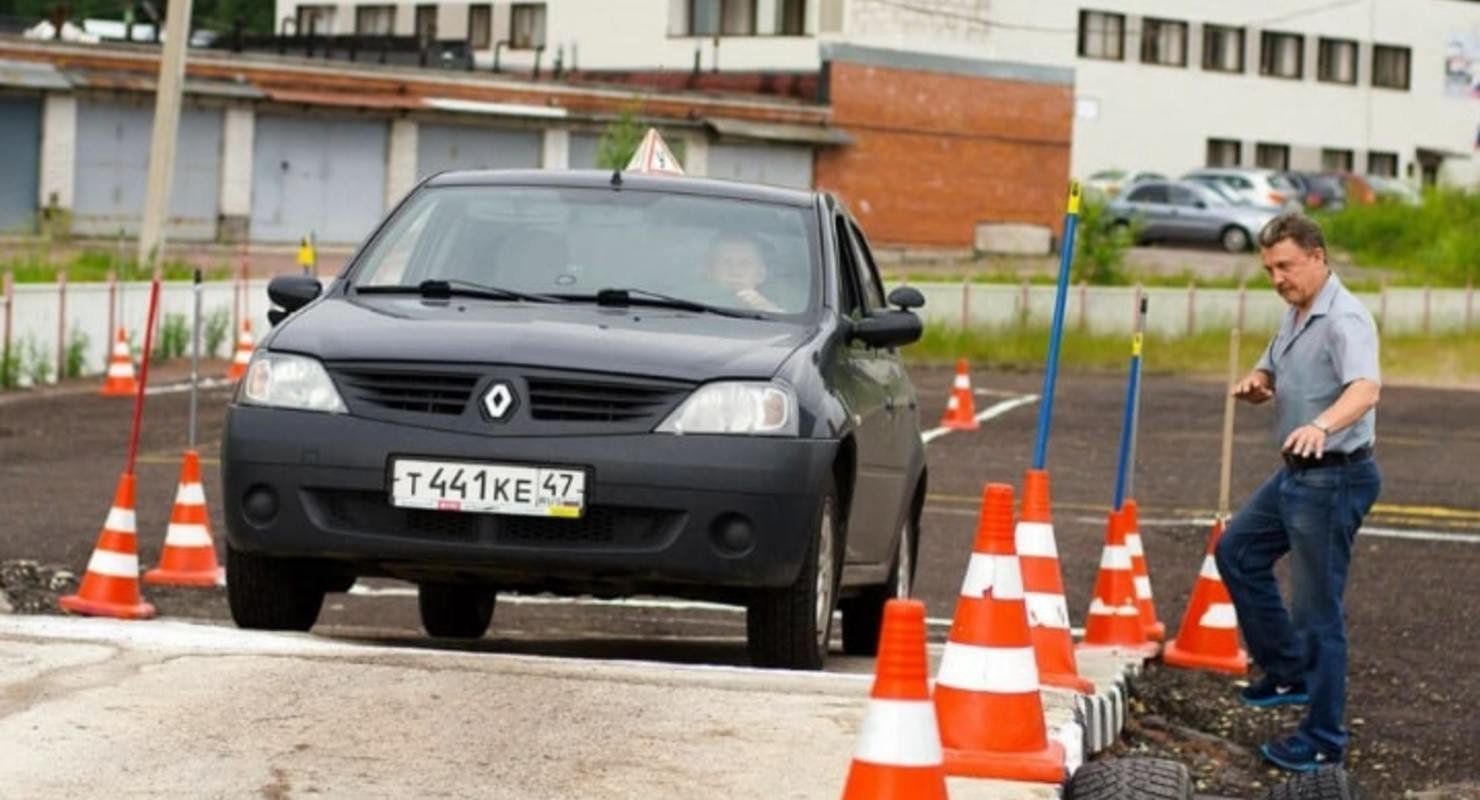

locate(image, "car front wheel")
[[747, 476, 843, 670], [226, 544, 326, 632]]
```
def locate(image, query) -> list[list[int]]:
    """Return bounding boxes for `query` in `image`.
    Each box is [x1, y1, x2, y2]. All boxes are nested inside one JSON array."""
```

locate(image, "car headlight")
[[239, 352, 347, 414], [656, 381, 797, 436]]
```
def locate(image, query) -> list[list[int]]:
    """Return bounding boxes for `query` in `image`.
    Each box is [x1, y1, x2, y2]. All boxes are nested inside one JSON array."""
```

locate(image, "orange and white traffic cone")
[[1163, 519, 1248, 675], [58, 473, 156, 619], [227, 319, 254, 381], [144, 450, 224, 587], [938, 359, 978, 430], [1122, 499, 1165, 641], [99, 327, 138, 397], [841, 598, 948, 800], [1079, 508, 1159, 658], [934, 483, 1066, 784], [1016, 469, 1095, 694]]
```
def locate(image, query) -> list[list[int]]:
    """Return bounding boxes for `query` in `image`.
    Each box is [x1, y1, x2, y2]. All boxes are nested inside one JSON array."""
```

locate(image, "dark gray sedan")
[[1108, 180, 1279, 252]]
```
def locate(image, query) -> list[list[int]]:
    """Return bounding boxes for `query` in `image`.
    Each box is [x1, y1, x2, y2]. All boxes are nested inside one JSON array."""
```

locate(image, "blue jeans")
[[1214, 459, 1381, 756]]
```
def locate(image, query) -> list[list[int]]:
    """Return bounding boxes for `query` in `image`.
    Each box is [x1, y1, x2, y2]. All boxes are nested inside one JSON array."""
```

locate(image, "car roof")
[[423, 169, 818, 209]]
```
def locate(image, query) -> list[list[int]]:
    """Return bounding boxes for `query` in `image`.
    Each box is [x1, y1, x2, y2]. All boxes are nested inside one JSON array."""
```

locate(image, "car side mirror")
[[267, 275, 322, 326], [850, 310, 923, 349], [887, 285, 925, 311]]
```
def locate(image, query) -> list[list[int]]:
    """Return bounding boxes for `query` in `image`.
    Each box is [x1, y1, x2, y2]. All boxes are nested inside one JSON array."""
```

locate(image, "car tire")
[[840, 511, 919, 656], [418, 583, 496, 639], [747, 475, 844, 670], [226, 544, 326, 632], [1259, 767, 1367, 800], [1063, 758, 1194, 800], [1221, 225, 1252, 253]]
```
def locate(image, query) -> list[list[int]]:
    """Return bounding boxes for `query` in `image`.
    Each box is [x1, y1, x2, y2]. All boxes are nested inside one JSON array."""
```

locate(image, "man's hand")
[[1283, 425, 1327, 459], [1232, 369, 1275, 404]]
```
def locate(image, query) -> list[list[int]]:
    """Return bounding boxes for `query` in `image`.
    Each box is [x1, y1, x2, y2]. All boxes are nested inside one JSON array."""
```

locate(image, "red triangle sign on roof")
[[626, 128, 685, 176]]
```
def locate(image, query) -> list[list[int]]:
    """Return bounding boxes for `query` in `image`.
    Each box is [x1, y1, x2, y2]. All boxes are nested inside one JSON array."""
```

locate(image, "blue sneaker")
[[1261, 734, 1341, 772], [1241, 675, 1309, 707]]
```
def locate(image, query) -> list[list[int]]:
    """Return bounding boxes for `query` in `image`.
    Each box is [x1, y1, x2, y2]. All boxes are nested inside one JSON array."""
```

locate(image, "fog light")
[[710, 514, 754, 556], [242, 484, 279, 526]]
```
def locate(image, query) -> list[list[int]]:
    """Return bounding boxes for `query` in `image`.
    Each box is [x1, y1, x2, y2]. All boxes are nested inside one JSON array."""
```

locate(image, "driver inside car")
[[707, 233, 783, 313]]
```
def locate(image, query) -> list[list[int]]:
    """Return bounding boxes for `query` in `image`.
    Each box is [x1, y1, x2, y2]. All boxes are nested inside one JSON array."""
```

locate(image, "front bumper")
[[222, 405, 837, 594]]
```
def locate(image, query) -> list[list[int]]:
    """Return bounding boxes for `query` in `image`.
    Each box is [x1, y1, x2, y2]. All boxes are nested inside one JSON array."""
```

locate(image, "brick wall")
[[815, 58, 1073, 249]]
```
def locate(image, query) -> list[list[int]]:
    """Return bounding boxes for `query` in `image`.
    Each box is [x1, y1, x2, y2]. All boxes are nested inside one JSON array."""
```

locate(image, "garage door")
[[251, 115, 388, 244], [708, 142, 814, 189], [73, 100, 223, 240], [417, 124, 541, 177], [568, 132, 601, 169], [0, 96, 41, 235]]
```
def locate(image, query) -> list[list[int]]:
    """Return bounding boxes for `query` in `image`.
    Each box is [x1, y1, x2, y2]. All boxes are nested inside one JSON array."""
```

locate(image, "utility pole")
[[136, 0, 194, 277]]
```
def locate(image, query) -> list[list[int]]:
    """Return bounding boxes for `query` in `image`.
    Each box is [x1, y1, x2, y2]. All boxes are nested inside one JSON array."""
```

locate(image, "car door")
[[831, 214, 898, 565], [1167, 184, 1217, 243], [1123, 183, 1173, 240]]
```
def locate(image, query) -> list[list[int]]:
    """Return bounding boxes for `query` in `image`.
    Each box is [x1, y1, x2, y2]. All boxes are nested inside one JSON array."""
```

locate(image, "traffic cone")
[[59, 473, 156, 619], [938, 359, 978, 430], [1122, 499, 1165, 641], [1163, 519, 1248, 675], [99, 327, 138, 396], [841, 598, 948, 800], [1016, 469, 1095, 694], [227, 319, 253, 381], [934, 483, 1066, 784], [144, 450, 224, 587], [1079, 508, 1159, 658]]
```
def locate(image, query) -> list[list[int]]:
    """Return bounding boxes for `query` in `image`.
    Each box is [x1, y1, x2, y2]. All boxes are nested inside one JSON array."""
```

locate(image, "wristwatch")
[[1311, 419, 1332, 434]]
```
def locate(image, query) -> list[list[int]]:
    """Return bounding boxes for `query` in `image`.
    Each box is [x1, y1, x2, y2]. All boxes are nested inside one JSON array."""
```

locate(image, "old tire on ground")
[[226, 544, 326, 632], [1064, 758, 1194, 800], [840, 512, 919, 656], [418, 583, 496, 639], [1260, 767, 1367, 800], [747, 476, 843, 670]]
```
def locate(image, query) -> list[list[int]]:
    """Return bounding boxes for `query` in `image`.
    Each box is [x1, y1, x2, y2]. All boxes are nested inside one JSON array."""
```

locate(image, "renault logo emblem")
[[482, 382, 517, 421]]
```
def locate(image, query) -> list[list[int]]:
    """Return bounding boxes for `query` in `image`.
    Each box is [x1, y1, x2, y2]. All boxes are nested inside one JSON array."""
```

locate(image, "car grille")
[[333, 367, 478, 416], [306, 490, 681, 549], [525, 376, 688, 423]]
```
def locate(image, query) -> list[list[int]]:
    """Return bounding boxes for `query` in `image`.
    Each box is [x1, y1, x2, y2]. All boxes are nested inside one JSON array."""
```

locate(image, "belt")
[[1283, 445, 1373, 471]]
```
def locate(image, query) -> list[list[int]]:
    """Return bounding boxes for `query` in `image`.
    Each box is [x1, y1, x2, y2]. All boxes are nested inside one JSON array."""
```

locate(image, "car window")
[[1231, 177, 1254, 190], [1168, 185, 1202, 207], [1127, 184, 1169, 204], [846, 221, 887, 311], [1200, 182, 1240, 204], [1269, 174, 1296, 191], [833, 217, 865, 318], [353, 186, 820, 316]]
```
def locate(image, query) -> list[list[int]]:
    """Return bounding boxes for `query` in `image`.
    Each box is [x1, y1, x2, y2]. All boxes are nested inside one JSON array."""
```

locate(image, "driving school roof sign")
[[626, 128, 686, 175]]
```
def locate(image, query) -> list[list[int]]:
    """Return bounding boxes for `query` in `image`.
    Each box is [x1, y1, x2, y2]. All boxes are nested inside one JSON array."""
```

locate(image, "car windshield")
[[353, 185, 820, 316]]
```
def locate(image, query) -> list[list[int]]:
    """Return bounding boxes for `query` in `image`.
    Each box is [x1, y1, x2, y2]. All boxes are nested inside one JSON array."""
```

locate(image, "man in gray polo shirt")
[[1215, 212, 1382, 772]]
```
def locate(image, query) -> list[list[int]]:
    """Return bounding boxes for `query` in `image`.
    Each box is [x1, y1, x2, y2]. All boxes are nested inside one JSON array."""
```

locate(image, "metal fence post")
[[1186, 281, 1196, 338], [960, 277, 970, 329], [56, 268, 67, 381], [1019, 277, 1030, 329], [2, 270, 12, 390]]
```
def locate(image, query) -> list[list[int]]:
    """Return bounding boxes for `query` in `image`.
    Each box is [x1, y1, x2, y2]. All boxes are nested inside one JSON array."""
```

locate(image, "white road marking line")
[[920, 393, 1039, 444]]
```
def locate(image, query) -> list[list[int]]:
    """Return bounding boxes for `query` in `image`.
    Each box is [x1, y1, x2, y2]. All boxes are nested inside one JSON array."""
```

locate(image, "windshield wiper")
[[355, 279, 558, 304], [552, 288, 764, 320]]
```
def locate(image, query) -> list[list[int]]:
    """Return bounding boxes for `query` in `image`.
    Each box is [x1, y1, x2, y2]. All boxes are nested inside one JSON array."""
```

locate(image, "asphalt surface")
[[2, 362, 1478, 796]]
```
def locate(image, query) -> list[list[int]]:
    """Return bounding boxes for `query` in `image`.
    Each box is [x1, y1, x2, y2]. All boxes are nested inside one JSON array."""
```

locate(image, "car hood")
[[267, 295, 814, 381]]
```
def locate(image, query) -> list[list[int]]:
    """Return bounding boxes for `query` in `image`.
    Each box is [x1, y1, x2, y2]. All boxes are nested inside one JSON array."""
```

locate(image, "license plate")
[[389, 458, 586, 518]]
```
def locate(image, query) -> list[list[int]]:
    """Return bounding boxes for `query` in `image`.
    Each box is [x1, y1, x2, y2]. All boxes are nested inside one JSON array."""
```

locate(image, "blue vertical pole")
[[1030, 181, 1083, 470], [1112, 297, 1149, 511]]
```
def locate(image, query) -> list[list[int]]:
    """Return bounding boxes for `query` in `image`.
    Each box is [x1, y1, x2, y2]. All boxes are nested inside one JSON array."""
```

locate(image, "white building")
[[274, 0, 1480, 185]]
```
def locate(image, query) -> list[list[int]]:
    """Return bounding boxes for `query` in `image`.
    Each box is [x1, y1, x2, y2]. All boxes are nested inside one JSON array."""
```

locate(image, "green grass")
[[1318, 189, 1480, 287], [2, 250, 232, 283], [905, 325, 1480, 384]]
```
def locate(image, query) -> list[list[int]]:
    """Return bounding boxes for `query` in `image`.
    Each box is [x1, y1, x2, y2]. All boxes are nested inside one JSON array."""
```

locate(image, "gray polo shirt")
[[1255, 272, 1380, 453]]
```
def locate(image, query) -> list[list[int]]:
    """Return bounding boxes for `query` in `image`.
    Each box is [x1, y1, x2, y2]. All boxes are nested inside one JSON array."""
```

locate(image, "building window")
[[690, 0, 758, 36], [415, 4, 437, 45], [510, 3, 547, 49], [354, 4, 394, 36], [779, 0, 806, 35], [1317, 38, 1358, 84], [1256, 143, 1290, 171], [1322, 148, 1354, 173], [1260, 31, 1304, 79], [1077, 11, 1125, 61], [295, 5, 335, 35], [1368, 151, 1398, 177], [1202, 24, 1245, 73], [1139, 17, 1188, 67], [468, 4, 491, 49], [1373, 45, 1411, 90], [1207, 138, 1242, 167]]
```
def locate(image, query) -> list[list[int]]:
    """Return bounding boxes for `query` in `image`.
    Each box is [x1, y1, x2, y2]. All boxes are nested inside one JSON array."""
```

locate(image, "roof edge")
[[820, 42, 1074, 87]]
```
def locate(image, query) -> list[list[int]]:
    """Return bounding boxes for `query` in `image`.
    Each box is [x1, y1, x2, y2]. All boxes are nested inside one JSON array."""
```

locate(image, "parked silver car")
[[1182, 168, 1302, 211], [1107, 180, 1280, 252]]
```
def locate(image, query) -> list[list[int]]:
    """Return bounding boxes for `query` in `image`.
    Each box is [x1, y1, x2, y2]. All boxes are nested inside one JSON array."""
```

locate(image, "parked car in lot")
[[1282, 171, 1347, 212], [1365, 174, 1423, 205], [1182, 168, 1302, 211], [223, 169, 929, 670], [1107, 179, 1280, 252], [1083, 169, 1167, 198]]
